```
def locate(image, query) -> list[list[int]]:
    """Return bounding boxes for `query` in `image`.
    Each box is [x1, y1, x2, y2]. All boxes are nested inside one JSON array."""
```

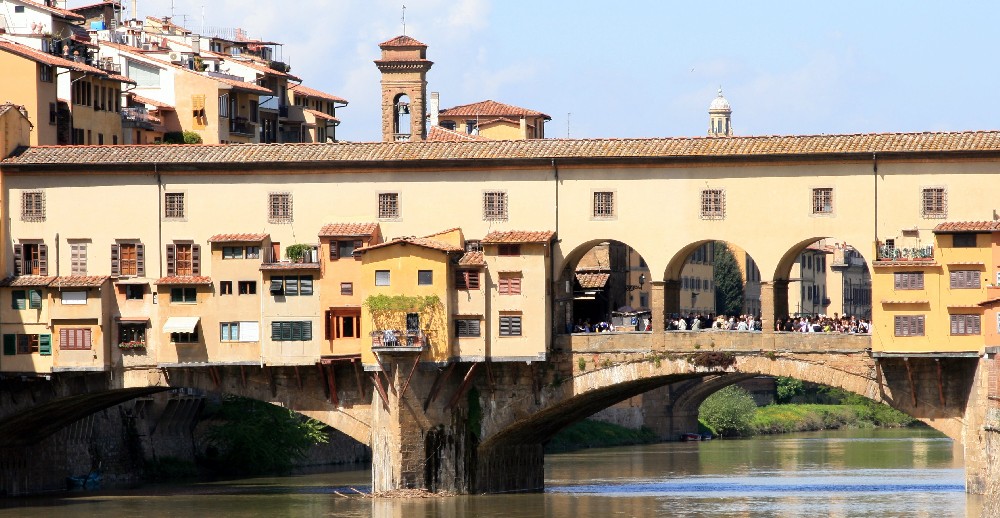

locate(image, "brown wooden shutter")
[[511, 276, 521, 294], [166, 244, 176, 276], [110, 244, 120, 276], [13, 244, 22, 275], [192, 244, 201, 275], [325, 310, 333, 340], [136, 244, 145, 277], [60, 328, 68, 349], [330, 241, 338, 260], [354, 241, 363, 260], [38, 244, 47, 275]]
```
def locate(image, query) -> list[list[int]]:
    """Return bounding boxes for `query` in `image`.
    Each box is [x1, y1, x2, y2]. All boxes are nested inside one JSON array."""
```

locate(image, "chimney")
[[429, 92, 440, 128], [191, 34, 200, 54], [520, 117, 528, 139]]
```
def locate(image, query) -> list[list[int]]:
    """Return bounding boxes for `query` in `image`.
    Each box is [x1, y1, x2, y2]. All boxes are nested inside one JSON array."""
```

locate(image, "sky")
[[89, 1, 1000, 142]]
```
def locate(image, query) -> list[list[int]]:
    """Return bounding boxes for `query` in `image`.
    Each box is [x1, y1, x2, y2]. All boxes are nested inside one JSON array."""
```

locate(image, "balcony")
[[875, 244, 934, 262], [229, 117, 255, 136], [371, 330, 427, 351], [121, 107, 157, 130]]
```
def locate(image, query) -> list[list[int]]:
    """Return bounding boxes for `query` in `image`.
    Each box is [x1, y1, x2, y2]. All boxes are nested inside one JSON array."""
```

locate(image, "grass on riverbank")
[[750, 403, 914, 435], [545, 420, 659, 453]]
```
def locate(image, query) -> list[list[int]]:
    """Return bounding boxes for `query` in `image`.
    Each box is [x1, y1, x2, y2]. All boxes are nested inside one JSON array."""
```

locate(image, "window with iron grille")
[[893, 315, 925, 336], [268, 192, 292, 223], [164, 192, 185, 219], [893, 272, 924, 290], [21, 191, 44, 222], [378, 192, 400, 219], [950, 270, 982, 289], [812, 188, 833, 214], [499, 315, 522, 336], [483, 191, 508, 221], [456, 319, 481, 337], [950, 314, 981, 335], [593, 191, 614, 218], [700, 189, 725, 220], [921, 187, 947, 219], [455, 270, 480, 290]]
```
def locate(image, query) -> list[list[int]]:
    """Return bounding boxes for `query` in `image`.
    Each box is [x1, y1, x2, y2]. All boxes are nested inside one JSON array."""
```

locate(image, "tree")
[[775, 376, 804, 404], [162, 131, 203, 144], [699, 385, 757, 437], [714, 242, 745, 316]]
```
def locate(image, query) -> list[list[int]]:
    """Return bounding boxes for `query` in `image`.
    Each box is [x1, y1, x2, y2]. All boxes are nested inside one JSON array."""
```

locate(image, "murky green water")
[[0, 428, 982, 517]]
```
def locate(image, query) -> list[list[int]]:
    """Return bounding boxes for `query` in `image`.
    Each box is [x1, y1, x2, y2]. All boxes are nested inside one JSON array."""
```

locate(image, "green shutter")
[[3, 334, 15, 355], [39, 334, 51, 356], [302, 322, 312, 341], [271, 321, 282, 341], [28, 289, 42, 309], [11, 290, 25, 310]]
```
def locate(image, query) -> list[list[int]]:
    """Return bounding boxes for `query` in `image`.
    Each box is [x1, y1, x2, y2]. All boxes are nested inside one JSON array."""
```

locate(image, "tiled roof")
[[458, 251, 485, 266], [16, 0, 85, 20], [482, 231, 555, 244], [259, 262, 320, 271], [231, 56, 302, 81], [427, 126, 491, 142], [577, 272, 610, 289], [50, 275, 109, 288], [290, 84, 348, 104], [208, 233, 269, 243], [128, 93, 174, 110], [155, 276, 212, 285], [0, 276, 55, 287], [304, 109, 340, 123], [379, 35, 427, 47], [211, 74, 273, 95], [319, 222, 379, 237], [12, 131, 1000, 166], [438, 100, 551, 120], [0, 40, 124, 79], [71, 0, 122, 12], [479, 117, 535, 128], [933, 221, 1000, 233], [98, 41, 269, 94], [358, 236, 463, 254]]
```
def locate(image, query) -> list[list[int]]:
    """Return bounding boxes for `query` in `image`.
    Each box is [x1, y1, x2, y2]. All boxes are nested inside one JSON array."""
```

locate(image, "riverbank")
[[545, 419, 659, 453]]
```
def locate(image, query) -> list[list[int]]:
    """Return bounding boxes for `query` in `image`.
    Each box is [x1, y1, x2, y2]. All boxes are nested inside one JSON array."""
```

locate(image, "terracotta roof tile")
[[17, 0, 84, 20], [933, 221, 1000, 233], [303, 109, 340, 123], [290, 84, 348, 104], [458, 251, 485, 266], [0, 40, 119, 78], [128, 93, 174, 110], [97, 41, 269, 94], [482, 231, 555, 244], [576, 272, 610, 289], [358, 236, 463, 254], [155, 276, 212, 285], [318, 222, 379, 237], [11, 131, 1000, 167], [379, 35, 427, 47], [259, 262, 320, 271], [50, 275, 109, 288], [231, 57, 302, 81], [438, 100, 551, 120], [70, 1, 122, 13], [208, 233, 269, 243], [427, 126, 491, 142], [0, 276, 55, 287]]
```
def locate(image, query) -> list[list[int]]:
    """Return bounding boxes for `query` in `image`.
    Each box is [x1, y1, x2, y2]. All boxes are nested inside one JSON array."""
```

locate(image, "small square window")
[[378, 192, 400, 219], [483, 191, 508, 221], [245, 246, 260, 259], [222, 246, 243, 259], [375, 270, 390, 286], [812, 188, 833, 214], [498, 244, 521, 257], [341, 282, 353, 295], [593, 191, 614, 218], [170, 287, 197, 303], [164, 192, 185, 219], [418, 270, 433, 285], [220, 281, 233, 295], [499, 315, 522, 336], [125, 284, 144, 300], [239, 281, 257, 295], [953, 234, 976, 248], [700, 189, 725, 220], [269, 192, 292, 223], [14, 5, 24, 12]]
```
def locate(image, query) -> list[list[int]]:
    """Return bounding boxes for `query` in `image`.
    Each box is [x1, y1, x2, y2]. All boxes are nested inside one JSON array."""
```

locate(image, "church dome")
[[709, 88, 731, 112]]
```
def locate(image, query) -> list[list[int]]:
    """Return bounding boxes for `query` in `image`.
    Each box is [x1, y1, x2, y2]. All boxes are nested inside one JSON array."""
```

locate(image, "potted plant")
[[118, 340, 145, 349], [285, 244, 313, 263]]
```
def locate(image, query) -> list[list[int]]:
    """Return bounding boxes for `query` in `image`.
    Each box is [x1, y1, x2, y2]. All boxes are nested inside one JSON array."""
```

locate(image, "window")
[[894, 315, 925, 336], [499, 315, 522, 336], [61, 291, 87, 305], [220, 281, 233, 295], [456, 270, 480, 290], [325, 310, 362, 340], [11, 289, 42, 310], [245, 246, 260, 259], [70, 243, 87, 275], [812, 188, 833, 214], [593, 191, 615, 218], [60, 328, 92, 350], [953, 234, 977, 248], [483, 191, 508, 221], [49, 102, 56, 125], [8, 334, 47, 355], [170, 287, 197, 303], [498, 244, 521, 257], [166, 243, 200, 276], [950, 314, 981, 336], [498, 273, 522, 295], [270, 275, 313, 296], [39, 64, 52, 83], [164, 192, 185, 219], [331, 240, 363, 260], [921, 187, 947, 218], [14, 5, 24, 12], [894, 272, 924, 290], [341, 282, 353, 295], [378, 192, 400, 219], [418, 270, 433, 285], [270, 321, 313, 341], [375, 270, 390, 286], [465, 240, 483, 252], [218, 93, 230, 118], [114, 243, 144, 276], [21, 191, 45, 222], [192, 94, 207, 127], [119, 322, 146, 346], [456, 319, 481, 337], [239, 281, 257, 295], [125, 284, 144, 300], [171, 329, 199, 343], [268, 192, 292, 223], [222, 246, 243, 259], [220, 322, 240, 341], [950, 270, 981, 289], [700, 189, 725, 220], [440, 120, 456, 130]]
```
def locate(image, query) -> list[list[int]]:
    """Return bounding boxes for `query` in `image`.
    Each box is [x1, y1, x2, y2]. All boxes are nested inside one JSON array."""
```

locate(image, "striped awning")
[[163, 316, 200, 334]]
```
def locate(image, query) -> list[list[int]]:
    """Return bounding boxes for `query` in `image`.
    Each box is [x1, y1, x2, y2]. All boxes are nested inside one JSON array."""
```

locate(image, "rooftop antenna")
[[566, 112, 571, 138], [201, 5, 205, 35], [401, 4, 406, 35]]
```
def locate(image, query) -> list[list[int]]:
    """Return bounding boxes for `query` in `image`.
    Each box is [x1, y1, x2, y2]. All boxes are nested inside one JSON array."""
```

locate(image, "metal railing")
[[229, 117, 254, 135], [877, 245, 934, 261], [121, 107, 156, 129], [371, 330, 426, 348]]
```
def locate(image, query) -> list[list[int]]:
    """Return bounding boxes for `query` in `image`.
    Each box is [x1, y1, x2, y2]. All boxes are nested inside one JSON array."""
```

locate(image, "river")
[[0, 428, 981, 517]]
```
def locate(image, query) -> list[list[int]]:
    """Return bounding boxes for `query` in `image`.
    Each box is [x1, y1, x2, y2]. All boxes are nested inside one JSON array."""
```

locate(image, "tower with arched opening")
[[374, 35, 433, 142], [708, 87, 732, 137]]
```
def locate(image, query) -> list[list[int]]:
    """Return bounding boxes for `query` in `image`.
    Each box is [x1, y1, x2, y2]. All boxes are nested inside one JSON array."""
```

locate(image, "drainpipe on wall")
[[551, 158, 560, 337], [873, 152, 878, 255]]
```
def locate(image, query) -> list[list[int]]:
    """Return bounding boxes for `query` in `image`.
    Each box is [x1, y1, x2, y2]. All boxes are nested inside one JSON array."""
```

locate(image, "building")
[[375, 35, 432, 142], [791, 245, 831, 316], [432, 97, 550, 140], [708, 87, 732, 137]]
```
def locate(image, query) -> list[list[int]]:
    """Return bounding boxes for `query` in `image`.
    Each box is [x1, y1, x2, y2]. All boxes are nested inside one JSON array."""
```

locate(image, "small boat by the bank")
[[680, 433, 702, 441]]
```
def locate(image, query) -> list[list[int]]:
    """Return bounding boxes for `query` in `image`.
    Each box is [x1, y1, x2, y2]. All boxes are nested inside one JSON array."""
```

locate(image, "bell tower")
[[375, 35, 433, 142], [708, 87, 732, 137]]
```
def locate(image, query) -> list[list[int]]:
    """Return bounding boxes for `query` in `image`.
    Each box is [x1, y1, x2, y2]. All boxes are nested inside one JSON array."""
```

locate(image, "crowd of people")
[[572, 313, 871, 334]]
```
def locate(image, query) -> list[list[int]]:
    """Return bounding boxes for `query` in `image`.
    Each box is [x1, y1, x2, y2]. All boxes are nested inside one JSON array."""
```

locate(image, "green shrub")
[[699, 385, 757, 437]]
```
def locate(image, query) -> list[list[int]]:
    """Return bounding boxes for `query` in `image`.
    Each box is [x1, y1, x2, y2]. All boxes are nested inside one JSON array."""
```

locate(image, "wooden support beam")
[[446, 363, 479, 411], [425, 362, 456, 410], [371, 372, 390, 409], [240, 365, 247, 388], [209, 366, 221, 389], [352, 358, 364, 398], [324, 364, 339, 406], [265, 366, 277, 397], [935, 359, 945, 407], [373, 353, 394, 394], [398, 354, 421, 400], [485, 360, 495, 395], [294, 365, 303, 390], [903, 358, 917, 407]]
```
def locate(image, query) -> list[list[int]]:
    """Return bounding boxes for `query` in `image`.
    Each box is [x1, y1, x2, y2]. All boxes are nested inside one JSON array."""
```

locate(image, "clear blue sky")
[[108, 1, 998, 142]]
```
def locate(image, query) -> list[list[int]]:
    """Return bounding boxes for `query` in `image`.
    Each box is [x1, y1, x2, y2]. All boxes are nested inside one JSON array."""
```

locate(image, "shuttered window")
[[270, 321, 313, 341], [166, 243, 199, 276], [456, 319, 481, 337], [455, 270, 480, 290], [499, 315, 522, 336], [60, 328, 92, 350], [950, 315, 981, 336], [11, 290, 25, 310], [113, 243, 144, 277], [893, 315, 925, 336], [70, 243, 87, 275], [14, 243, 47, 275], [949, 270, 981, 289], [893, 272, 924, 290], [192, 94, 207, 127], [498, 274, 522, 295]]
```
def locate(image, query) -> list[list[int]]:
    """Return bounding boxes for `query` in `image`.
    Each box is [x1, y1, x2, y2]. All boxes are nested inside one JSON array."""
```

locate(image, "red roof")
[[458, 251, 485, 266], [427, 126, 491, 142], [0, 276, 55, 287], [438, 100, 550, 120], [155, 276, 212, 285], [0, 40, 130, 82], [128, 93, 174, 110], [290, 84, 348, 104], [208, 233, 269, 243], [259, 262, 320, 271], [304, 109, 340, 123], [933, 221, 1000, 233], [17, 0, 84, 20], [70, 0, 121, 12], [379, 35, 427, 48], [576, 272, 610, 289], [482, 231, 555, 244], [50, 275, 109, 288], [359, 236, 463, 254], [319, 223, 379, 237]]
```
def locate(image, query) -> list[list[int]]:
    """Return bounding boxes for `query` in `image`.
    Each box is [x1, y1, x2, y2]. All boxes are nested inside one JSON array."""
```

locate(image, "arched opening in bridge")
[[664, 240, 762, 328], [557, 239, 652, 333]]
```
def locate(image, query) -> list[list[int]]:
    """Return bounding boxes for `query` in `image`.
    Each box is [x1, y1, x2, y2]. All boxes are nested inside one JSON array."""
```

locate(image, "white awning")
[[163, 316, 200, 334]]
